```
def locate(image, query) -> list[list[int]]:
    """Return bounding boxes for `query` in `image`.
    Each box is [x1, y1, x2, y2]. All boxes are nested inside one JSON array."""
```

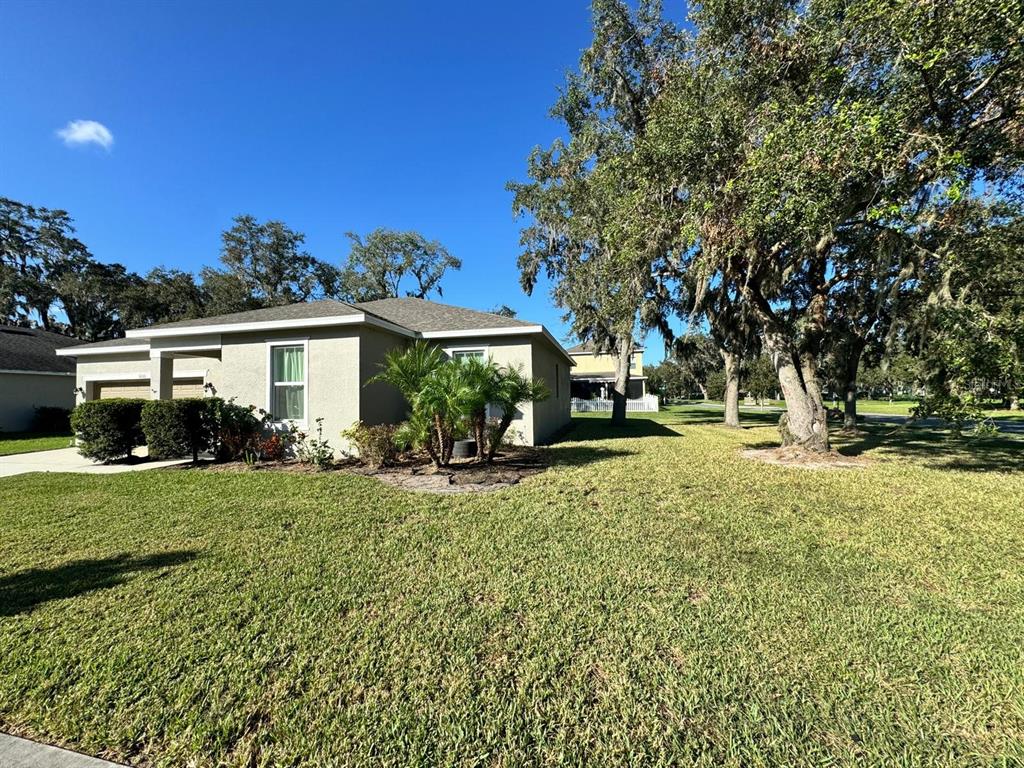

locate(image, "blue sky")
[[1, 0, 673, 359]]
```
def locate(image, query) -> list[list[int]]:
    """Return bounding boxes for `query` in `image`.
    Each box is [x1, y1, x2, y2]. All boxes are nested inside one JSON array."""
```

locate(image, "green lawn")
[[1, 414, 1022, 767], [681, 398, 1024, 420], [0, 432, 74, 456]]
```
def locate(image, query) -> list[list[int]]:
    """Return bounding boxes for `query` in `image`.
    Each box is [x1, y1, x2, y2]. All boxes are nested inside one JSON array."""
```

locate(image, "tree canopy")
[[1, 204, 461, 341], [513, 0, 1023, 447], [337, 228, 460, 303]]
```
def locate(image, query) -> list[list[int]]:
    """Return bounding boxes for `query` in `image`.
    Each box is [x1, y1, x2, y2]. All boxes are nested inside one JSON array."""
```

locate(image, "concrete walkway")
[[0, 447, 190, 478], [0, 732, 126, 767]]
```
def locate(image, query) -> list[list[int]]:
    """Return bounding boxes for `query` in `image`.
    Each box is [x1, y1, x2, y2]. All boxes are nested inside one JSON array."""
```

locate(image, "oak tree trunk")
[[767, 332, 830, 452], [610, 342, 633, 426], [722, 350, 740, 428], [840, 340, 865, 432]]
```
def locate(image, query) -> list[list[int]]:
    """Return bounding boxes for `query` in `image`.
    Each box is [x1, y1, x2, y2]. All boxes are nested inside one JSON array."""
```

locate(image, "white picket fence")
[[571, 395, 660, 413]]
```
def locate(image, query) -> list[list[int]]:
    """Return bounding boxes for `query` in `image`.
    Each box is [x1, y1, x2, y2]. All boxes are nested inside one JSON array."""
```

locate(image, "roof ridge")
[[354, 296, 533, 326], [0, 323, 82, 342]]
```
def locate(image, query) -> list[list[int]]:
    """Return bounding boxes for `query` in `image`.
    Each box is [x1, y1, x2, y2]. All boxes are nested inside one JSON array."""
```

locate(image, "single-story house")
[[567, 342, 647, 399], [0, 325, 81, 431], [57, 298, 573, 448]]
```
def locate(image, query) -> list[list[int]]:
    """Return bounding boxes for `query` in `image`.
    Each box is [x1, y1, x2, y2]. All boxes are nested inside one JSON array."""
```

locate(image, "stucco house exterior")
[[0, 325, 80, 431], [567, 343, 646, 399], [57, 298, 573, 448]]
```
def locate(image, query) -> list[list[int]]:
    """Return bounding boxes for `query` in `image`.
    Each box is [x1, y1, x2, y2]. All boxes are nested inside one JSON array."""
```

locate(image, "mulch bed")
[[348, 449, 548, 493], [181, 448, 549, 493]]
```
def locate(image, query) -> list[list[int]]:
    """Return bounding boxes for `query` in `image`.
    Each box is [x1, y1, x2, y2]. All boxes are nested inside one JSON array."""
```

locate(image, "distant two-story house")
[[566, 343, 646, 400]]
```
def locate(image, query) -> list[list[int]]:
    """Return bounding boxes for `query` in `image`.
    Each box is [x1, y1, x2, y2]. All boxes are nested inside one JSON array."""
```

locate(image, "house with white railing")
[[567, 342, 658, 412]]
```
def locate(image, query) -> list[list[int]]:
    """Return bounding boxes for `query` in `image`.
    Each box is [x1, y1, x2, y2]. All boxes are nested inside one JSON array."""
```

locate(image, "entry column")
[[150, 352, 174, 399]]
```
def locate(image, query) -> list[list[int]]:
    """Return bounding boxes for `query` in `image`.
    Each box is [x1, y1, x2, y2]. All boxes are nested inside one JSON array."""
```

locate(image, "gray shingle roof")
[[355, 297, 534, 333], [137, 299, 362, 332], [0, 325, 81, 373], [64, 296, 550, 354]]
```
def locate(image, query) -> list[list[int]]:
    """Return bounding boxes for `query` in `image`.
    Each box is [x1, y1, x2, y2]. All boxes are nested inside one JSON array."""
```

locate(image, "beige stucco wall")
[[216, 328, 360, 453], [0, 372, 76, 431], [571, 350, 643, 376], [530, 339, 573, 444], [358, 328, 409, 426]]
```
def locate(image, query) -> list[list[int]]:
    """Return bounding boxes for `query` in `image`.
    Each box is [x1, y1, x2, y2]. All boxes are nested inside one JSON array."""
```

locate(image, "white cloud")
[[56, 120, 114, 150]]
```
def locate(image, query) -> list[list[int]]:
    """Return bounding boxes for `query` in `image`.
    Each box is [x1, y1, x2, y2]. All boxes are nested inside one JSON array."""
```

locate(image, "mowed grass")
[[680, 398, 1024, 420], [0, 432, 74, 456], [1, 414, 1022, 767]]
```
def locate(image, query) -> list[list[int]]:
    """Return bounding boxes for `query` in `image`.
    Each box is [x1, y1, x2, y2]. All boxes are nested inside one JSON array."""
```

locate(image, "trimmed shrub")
[[141, 399, 215, 462], [208, 398, 263, 461], [341, 422, 398, 469], [31, 406, 72, 433], [70, 399, 146, 462]]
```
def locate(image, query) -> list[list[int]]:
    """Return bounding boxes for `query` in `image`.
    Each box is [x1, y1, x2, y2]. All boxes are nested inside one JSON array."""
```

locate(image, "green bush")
[[31, 406, 72, 433], [341, 422, 398, 469], [141, 399, 215, 461], [70, 399, 146, 462], [296, 417, 333, 470], [207, 398, 264, 461]]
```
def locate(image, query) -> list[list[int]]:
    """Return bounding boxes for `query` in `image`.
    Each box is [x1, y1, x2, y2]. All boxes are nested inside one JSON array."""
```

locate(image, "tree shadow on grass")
[[545, 444, 638, 468], [561, 416, 683, 442], [0, 551, 199, 617], [740, 423, 1024, 473], [663, 405, 783, 428], [833, 425, 1024, 473]]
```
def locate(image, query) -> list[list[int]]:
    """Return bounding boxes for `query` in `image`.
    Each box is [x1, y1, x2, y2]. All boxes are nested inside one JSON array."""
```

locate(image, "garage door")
[[93, 378, 205, 400], [172, 378, 205, 398], [95, 381, 151, 399]]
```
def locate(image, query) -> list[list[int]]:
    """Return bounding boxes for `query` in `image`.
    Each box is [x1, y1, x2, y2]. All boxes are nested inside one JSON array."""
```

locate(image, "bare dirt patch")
[[183, 449, 549, 492], [742, 446, 872, 470]]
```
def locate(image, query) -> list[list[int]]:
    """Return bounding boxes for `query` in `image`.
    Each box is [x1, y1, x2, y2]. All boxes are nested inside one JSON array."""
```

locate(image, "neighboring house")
[[0, 325, 80, 431], [567, 343, 647, 399], [57, 298, 573, 448]]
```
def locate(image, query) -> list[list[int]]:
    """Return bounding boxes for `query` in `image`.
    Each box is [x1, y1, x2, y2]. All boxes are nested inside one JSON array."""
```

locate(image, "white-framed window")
[[266, 340, 308, 425], [446, 345, 487, 361]]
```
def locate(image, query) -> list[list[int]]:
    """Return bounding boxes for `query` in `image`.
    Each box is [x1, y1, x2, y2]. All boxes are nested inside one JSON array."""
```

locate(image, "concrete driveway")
[[0, 447, 190, 478], [0, 731, 127, 767]]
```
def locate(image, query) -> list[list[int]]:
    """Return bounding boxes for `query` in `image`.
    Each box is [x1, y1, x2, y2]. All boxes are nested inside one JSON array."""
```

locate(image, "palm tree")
[[370, 343, 550, 468], [370, 341, 447, 465], [417, 361, 481, 467], [369, 340, 446, 399], [486, 366, 550, 463], [453, 356, 500, 461]]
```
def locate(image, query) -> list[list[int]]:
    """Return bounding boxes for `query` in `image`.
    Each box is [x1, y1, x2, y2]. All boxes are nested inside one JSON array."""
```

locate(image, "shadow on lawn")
[[833, 425, 1024, 473], [546, 444, 638, 467], [744, 424, 1024, 473], [666, 406, 782, 428], [0, 551, 199, 617], [561, 417, 683, 442]]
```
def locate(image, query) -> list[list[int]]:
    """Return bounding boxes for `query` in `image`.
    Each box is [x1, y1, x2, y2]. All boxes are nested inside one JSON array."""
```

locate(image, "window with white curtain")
[[269, 343, 306, 422], [449, 348, 486, 361]]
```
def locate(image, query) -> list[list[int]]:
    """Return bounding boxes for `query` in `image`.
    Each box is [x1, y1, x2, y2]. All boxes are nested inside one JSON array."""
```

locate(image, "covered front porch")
[[570, 375, 647, 400]]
